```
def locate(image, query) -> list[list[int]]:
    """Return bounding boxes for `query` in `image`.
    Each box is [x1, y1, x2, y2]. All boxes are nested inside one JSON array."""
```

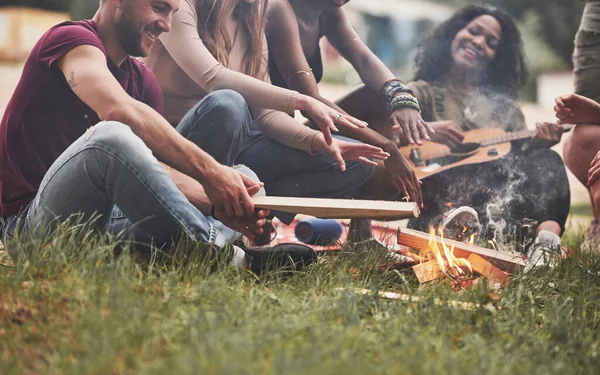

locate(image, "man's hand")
[[588, 150, 600, 187], [384, 149, 423, 207], [555, 94, 600, 125], [390, 108, 434, 146], [214, 208, 271, 240], [428, 121, 464, 148], [203, 165, 263, 218], [532, 122, 563, 148]]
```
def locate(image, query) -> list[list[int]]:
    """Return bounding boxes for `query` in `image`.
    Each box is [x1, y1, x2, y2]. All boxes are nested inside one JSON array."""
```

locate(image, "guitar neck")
[[479, 125, 572, 147]]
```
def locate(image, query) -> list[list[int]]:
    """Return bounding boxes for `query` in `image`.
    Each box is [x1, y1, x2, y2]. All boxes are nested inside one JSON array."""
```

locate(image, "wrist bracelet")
[[390, 95, 421, 113], [381, 79, 414, 104]]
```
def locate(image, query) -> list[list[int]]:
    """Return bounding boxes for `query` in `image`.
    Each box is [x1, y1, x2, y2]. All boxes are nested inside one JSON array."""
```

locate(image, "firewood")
[[397, 228, 525, 273], [252, 197, 419, 219], [412, 260, 445, 283], [467, 254, 509, 285]]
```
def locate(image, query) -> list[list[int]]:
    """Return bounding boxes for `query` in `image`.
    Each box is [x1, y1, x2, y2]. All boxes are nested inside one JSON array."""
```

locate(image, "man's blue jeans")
[[2, 90, 261, 257]]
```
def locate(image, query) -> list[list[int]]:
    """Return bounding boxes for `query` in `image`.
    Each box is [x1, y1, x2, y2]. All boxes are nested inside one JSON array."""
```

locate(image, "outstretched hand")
[[428, 120, 464, 147], [555, 94, 600, 125], [301, 95, 368, 145], [313, 136, 390, 171], [391, 108, 434, 146], [384, 149, 423, 207]]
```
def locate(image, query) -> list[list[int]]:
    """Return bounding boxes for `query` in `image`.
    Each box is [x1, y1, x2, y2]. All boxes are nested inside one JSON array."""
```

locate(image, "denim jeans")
[[237, 123, 374, 223], [2, 90, 262, 257], [173, 89, 374, 225]]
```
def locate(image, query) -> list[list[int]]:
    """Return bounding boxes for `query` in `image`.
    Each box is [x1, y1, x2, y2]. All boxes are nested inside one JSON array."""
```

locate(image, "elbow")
[[98, 100, 136, 125]]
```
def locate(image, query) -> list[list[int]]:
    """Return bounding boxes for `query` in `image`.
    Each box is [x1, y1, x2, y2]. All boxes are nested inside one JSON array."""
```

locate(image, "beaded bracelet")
[[381, 79, 414, 104], [390, 95, 421, 113]]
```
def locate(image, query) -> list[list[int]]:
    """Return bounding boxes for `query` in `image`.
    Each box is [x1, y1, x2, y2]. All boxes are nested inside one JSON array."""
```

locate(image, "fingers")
[[588, 163, 600, 187], [333, 150, 346, 171], [408, 118, 421, 145], [357, 156, 379, 166], [322, 125, 334, 146], [338, 114, 368, 129], [417, 120, 431, 142], [424, 120, 435, 135], [256, 209, 270, 218], [446, 130, 464, 147], [534, 122, 549, 141]]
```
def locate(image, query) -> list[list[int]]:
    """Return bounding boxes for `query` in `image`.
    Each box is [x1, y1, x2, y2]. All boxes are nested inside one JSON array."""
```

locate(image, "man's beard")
[[115, 4, 147, 57]]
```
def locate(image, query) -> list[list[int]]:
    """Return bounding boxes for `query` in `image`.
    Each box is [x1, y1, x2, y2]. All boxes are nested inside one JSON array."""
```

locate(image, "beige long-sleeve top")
[[142, 0, 319, 153]]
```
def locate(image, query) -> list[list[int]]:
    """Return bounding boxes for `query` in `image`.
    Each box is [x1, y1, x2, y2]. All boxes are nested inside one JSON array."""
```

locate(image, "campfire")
[[397, 225, 526, 287]]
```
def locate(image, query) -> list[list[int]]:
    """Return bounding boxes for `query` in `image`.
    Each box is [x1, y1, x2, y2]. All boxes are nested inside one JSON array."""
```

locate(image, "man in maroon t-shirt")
[[0, 0, 316, 271]]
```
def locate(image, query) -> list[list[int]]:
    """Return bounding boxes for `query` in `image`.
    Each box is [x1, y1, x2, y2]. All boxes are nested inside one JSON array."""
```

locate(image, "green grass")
[[1, 226, 599, 375]]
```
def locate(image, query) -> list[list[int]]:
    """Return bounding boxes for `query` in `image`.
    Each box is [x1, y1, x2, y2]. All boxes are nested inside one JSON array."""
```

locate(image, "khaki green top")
[[407, 80, 526, 132]]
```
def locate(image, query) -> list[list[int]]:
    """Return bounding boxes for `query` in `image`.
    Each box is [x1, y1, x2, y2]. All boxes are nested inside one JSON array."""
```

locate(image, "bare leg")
[[563, 124, 600, 221], [536, 220, 562, 237]]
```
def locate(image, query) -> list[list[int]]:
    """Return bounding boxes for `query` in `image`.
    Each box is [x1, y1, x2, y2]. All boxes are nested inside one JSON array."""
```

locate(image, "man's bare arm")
[[57, 45, 259, 217]]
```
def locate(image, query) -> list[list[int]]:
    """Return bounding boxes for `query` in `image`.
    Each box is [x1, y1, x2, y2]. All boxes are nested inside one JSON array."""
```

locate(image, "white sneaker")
[[440, 206, 481, 242], [524, 230, 563, 272]]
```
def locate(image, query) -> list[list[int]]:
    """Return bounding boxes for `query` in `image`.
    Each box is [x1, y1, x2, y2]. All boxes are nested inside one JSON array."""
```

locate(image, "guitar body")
[[400, 128, 512, 180]]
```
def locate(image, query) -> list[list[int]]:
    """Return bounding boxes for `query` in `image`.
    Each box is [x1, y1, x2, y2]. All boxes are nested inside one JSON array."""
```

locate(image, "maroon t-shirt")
[[0, 20, 163, 217]]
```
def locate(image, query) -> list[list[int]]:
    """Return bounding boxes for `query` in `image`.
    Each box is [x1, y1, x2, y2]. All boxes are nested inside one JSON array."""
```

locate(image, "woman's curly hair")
[[414, 5, 528, 99]]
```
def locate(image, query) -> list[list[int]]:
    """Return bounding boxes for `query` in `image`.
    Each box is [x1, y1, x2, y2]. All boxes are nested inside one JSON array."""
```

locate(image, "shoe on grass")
[[244, 243, 317, 274], [524, 230, 565, 272]]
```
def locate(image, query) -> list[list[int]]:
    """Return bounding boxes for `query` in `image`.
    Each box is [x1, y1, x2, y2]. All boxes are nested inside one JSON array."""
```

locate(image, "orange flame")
[[424, 226, 473, 279]]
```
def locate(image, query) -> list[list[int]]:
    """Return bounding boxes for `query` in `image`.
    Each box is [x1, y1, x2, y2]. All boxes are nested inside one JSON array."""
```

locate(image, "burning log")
[[397, 228, 525, 274], [412, 260, 445, 284], [467, 254, 509, 285]]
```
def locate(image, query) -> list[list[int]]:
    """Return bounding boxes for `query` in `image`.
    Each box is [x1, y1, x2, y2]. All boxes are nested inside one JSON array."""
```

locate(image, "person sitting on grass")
[[555, 93, 600, 249], [0, 0, 317, 274], [558, 0, 600, 248], [264, 0, 431, 243], [141, 0, 421, 248], [403, 5, 570, 267]]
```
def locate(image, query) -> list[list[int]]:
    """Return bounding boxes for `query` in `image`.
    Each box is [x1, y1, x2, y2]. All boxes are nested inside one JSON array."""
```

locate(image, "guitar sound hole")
[[450, 142, 480, 155]]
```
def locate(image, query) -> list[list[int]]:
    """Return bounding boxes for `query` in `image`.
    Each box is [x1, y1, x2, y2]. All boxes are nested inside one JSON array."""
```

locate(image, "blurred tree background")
[[433, 0, 585, 69], [1, 0, 586, 100]]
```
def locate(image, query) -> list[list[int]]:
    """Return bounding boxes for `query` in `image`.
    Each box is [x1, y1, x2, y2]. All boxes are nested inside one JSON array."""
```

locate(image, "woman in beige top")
[[143, 0, 394, 226], [144, 0, 390, 164]]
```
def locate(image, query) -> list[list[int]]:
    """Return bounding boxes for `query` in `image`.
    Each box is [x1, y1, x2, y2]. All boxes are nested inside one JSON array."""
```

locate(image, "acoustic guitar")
[[400, 125, 573, 180]]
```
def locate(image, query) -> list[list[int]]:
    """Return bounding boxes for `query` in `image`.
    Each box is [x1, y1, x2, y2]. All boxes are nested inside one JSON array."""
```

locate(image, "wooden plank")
[[412, 260, 445, 283], [467, 254, 509, 285], [397, 228, 525, 273], [252, 196, 419, 219]]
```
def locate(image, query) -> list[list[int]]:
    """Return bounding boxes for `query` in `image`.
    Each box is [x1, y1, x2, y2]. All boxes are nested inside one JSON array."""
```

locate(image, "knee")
[[202, 89, 251, 131], [346, 160, 376, 186], [86, 121, 152, 158], [233, 164, 266, 197], [563, 125, 600, 173]]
